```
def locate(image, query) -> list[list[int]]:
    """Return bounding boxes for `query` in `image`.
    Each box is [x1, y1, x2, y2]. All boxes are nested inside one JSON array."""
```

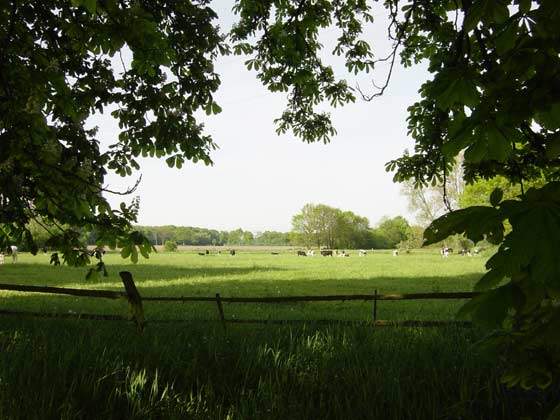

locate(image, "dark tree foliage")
[[0, 0, 225, 264]]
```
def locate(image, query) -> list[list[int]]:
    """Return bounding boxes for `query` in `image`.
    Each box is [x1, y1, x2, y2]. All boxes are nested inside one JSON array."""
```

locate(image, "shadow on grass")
[[0, 316, 557, 420], [0, 272, 481, 326], [0, 263, 289, 287]]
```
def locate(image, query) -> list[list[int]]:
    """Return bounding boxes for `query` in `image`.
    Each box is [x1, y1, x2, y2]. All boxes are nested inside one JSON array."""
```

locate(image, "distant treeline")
[[134, 226, 292, 247], [132, 217, 426, 250]]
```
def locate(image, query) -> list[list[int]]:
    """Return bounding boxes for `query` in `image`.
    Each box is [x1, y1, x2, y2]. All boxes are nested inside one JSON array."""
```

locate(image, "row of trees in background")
[[123, 205, 425, 250], [133, 226, 292, 247]]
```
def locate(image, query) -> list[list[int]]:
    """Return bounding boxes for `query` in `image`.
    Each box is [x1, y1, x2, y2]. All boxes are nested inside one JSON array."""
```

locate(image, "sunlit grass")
[[0, 249, 557, 419], [1, 249, 487, 322]]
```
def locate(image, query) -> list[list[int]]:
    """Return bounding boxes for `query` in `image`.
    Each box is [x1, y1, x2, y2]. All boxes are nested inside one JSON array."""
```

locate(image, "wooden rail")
[[141, 291, 478, 303], [0, 273, 478, 330]]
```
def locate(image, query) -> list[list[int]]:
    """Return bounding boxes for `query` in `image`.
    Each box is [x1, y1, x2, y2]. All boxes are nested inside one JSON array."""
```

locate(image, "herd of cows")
[[0, 245, 481, 265], [194, 247, 480, 258], [295, 249, 362, 257]]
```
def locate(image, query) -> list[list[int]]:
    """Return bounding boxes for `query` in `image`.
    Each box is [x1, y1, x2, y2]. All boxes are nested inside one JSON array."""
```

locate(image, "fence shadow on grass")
[[0, 263, 289, 288]]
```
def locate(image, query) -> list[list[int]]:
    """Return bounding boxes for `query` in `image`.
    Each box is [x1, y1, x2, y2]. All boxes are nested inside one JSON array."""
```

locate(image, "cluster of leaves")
[[377, 0, 560, 396], [425, 182, 560, 390], [291, 203, 411, 249], [387, 0, 560, 187], [230, 0, 374, 143], [0, 0, 225, 264]]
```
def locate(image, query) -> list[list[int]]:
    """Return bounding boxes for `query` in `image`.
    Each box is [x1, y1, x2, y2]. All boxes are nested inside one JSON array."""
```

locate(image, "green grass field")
[[0, 249, 557, 419]]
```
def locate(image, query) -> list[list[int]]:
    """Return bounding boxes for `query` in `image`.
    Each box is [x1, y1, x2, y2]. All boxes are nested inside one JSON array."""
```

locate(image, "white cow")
[[359, 250, 367, 257], [307, 250, 315, 257], [392, 249, 399, 256], [9, 245, 17, 263]]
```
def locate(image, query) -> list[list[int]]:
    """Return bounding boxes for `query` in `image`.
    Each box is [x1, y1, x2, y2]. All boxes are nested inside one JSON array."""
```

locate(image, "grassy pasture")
[[0, 249, 557, 419], [1, 249, 487, 322]]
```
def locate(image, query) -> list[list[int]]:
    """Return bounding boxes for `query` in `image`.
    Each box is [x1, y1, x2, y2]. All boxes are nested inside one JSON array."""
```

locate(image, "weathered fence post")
[[119, 271, 144, 333], [215, 293, 227, 331], [373, 289, 378, 324]]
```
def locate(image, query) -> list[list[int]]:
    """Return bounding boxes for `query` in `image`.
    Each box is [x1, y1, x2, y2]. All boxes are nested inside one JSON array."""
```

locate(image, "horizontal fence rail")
[[141, 291, 479, 303], [0, 273, 480, 331]]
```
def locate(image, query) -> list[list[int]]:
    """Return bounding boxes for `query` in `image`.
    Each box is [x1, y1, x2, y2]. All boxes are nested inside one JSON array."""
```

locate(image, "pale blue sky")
[[93, 3, 430, 232]]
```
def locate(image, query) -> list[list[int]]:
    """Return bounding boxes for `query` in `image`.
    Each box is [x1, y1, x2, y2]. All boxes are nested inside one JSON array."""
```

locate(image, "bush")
[[163, 240, 178, 252]]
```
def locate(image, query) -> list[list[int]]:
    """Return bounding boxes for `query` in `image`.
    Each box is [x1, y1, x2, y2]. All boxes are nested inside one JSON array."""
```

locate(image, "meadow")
[[0, 249, 557, 419]]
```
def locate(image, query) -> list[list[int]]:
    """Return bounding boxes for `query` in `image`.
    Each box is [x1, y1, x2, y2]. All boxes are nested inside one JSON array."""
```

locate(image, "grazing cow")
[[392, 249, 399, 257], [338, 252, 349, 257], [297, 250, 307, 256], [8, 245, 17, 263], [198, 252, 206, 256], [307, 250, 315, 257], [320, 250, 333, 256], [205, 249, 209, 255], [474, 248, 479, 256], [440, 246, 451, 257], [271, 252, 279, 255], [359, 250, 367, 257], [230, 249, 236, 256]]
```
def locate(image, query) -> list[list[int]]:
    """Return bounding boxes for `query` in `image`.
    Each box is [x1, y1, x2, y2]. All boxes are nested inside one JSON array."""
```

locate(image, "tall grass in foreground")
[[0, 318, 557, 419], [1, 251, 558, 418]]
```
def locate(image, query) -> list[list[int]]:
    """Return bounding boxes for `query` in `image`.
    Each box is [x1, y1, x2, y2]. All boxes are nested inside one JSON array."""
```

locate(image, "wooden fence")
[[0, 271, 479, 331]]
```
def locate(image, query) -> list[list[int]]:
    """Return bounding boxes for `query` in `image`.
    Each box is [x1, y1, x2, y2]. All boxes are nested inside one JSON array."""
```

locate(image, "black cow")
[[320, 250, 333, 256], [230, 249, 236, 256], [271, 252, 279, 255], [198, 252, 205, 256], [297, 250, 307, 256]]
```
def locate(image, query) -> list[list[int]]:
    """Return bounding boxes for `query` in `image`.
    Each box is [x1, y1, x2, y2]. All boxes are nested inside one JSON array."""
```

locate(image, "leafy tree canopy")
[[1, 0, 226, 264], [291, 203, 371, 249]]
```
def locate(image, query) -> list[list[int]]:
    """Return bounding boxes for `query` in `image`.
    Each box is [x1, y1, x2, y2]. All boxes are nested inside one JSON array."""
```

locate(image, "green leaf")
[[536, 103, 560, 131], [211, 102, 222, 114], [545, 132, 560, 159], [120, 246, 131, 259], [82, 0, 96, 14], [424, 206, 504, 246], [464, 285, 521, 329], [486, 124, 512, 161], [131, 246, 138, 264], [474, 269, 506, 291], [495, 23, 518, 55], [490, 188, 503, 207]]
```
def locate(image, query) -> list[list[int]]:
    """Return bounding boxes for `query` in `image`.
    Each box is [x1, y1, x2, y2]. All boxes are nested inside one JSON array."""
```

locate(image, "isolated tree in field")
[[291, 204, 370, 249], [163, 240, 177, 252], [374, 216, 410, 249], [336, 210, 370, 249], [291, 204, 334, 248]]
